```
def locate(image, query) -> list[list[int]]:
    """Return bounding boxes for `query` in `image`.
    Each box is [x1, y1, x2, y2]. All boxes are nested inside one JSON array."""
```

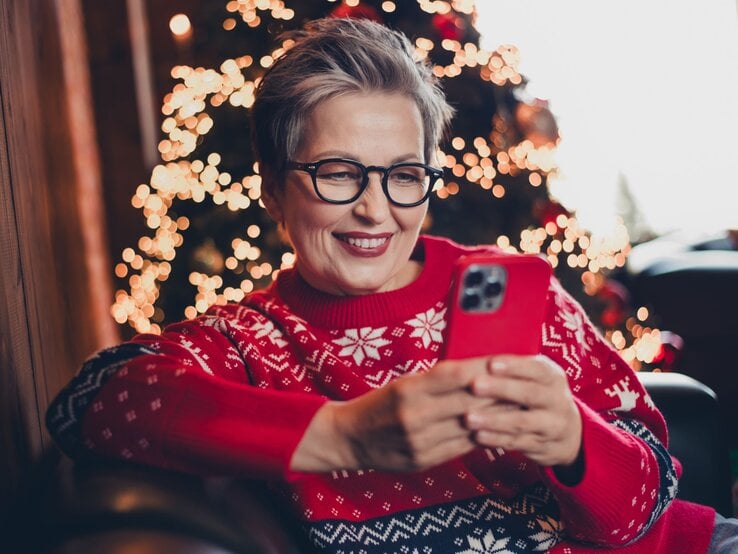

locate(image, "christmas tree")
[[111, 0, 670, 371]]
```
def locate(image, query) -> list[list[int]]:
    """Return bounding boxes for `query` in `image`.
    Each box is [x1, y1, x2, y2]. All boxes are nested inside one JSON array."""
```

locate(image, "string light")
[[169, 14, 192, 37], [224, 0, 293, 28], [451, 0, 475, 14], [418, 0, 452, 14]]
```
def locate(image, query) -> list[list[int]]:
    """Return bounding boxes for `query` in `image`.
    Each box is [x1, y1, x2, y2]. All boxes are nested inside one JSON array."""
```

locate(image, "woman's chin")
[[310, 271, 397, 296], [298, 258, 420, 296], [337, 266, 419, 296], [336, 277, 393, 296]]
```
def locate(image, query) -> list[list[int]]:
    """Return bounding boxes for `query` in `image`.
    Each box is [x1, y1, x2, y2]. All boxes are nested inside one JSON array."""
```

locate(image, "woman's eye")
[[319, 172, 356, 182], [392, 172, 422, 184]]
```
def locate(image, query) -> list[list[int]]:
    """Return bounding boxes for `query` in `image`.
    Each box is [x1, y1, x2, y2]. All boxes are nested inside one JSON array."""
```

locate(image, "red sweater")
[[47, 235, 715, 553]]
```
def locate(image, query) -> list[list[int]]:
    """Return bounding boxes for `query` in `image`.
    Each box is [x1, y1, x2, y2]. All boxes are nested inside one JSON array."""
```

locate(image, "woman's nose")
[[352, 173, 390, 223]]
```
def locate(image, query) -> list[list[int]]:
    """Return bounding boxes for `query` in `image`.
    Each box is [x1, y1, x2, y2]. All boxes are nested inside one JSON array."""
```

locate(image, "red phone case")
[[439, 253, 552, 360]]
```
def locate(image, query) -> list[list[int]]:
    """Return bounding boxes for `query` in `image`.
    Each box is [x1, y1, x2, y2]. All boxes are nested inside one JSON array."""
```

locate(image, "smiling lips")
[[335, 233, 392, 257]]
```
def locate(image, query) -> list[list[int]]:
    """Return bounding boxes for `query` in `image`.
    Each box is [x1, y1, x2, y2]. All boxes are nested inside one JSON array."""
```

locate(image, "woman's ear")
[[260, 176, 292, 246], [260, 171, 284, 225]]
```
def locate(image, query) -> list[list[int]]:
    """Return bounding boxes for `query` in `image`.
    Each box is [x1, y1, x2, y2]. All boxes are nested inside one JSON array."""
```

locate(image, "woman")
[[47, 17, 720, 553]]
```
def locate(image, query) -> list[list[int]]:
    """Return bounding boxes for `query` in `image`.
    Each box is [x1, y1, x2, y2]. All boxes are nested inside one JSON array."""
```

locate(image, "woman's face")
[[264, 92, 429, 296]]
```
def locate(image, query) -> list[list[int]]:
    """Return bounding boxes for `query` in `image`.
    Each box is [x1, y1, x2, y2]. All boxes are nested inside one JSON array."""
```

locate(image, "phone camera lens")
[[484, 280, 502, 298], [464, 269, 484, 288], [461, 292, 481, 311]]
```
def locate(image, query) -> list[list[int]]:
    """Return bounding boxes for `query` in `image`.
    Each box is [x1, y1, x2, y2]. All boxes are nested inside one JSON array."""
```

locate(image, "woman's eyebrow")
[[308, 150, 422, 164]]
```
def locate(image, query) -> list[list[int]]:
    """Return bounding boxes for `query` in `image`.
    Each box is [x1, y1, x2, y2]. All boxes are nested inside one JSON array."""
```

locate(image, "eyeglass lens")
[[314, 160, 431, 205]]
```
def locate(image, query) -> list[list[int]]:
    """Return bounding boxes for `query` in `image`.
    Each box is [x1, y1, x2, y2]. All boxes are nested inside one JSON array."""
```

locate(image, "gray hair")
[[251, 17, 454, 186]]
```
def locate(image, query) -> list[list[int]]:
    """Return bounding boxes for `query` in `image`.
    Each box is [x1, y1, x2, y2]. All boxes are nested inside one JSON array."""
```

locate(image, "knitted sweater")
[[47, 235, 715, 553]]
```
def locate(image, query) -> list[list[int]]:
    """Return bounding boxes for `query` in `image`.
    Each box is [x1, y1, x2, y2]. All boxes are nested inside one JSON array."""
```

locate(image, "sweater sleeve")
[[538, 279, 678, 547], [45, 314, 327, 479]]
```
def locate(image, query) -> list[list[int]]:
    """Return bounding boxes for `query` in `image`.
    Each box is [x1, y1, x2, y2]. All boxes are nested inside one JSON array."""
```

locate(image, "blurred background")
[[477, 1, 738, 239], [2, 0, 737, 536]]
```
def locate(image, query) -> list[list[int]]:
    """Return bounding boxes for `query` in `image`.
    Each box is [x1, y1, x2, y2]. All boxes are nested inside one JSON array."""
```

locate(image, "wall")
[[0, 0, 118, 525]]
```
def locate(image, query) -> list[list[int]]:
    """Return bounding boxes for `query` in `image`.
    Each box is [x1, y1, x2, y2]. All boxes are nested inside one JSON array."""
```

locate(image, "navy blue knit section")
[[610, 417, 679, 544], [45, 343, 155, 458], [306, 483, 563, 554]]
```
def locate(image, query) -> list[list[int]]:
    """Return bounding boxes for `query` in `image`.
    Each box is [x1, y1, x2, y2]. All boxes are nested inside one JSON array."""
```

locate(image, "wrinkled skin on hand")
[[292, 354, 582, 476], [467, 354, 583, 469]]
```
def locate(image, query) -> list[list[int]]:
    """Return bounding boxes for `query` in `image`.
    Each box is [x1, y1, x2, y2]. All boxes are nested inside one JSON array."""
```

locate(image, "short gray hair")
[[251, 17, 454, 186]]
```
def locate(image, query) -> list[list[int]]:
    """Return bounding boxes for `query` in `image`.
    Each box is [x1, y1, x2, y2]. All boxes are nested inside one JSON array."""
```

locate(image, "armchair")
[[17, 372, 733, 554]]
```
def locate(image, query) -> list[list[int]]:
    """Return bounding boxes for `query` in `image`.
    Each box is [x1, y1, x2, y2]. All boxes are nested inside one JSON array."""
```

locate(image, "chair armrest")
[[636, 371, 733, 516], [628, 250, 738, 338], [37, 455, 313, 554]]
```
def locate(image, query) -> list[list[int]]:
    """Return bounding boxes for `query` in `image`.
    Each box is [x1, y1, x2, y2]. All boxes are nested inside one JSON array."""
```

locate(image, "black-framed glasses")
[[285, 158, 443, 207]]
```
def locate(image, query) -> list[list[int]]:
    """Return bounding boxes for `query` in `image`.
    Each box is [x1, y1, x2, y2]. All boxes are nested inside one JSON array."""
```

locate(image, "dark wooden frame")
[[0, 0, 119, 521]]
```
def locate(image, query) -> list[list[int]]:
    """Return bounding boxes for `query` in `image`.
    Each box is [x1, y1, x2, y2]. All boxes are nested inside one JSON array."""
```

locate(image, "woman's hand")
[[291, 357, 494, 473], [466, 354, 583, 469]]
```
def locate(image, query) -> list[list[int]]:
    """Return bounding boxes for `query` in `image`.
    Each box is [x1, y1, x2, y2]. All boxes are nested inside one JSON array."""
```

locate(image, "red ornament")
[[598, 279, 629, 328], [330, 3, 383, 23], [537, 199, 570, 227], [432, 13, 463, 41], [601, 307, 625, 328], [598, 279, 629, 304], [651, 331, 683, 371]]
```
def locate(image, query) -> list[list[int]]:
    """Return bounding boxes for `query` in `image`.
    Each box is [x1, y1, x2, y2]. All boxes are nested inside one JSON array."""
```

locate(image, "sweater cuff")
[[543, 399, 661, 542], [165, 378, 327, 479]]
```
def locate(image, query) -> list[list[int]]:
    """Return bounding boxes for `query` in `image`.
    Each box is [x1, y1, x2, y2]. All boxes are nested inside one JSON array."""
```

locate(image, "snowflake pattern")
[[284, 313, 316, 340], [528, 515, 563, 551], [457, 529, 513, 554], [560, 306, 591, 352], [406, 307, 447, 348], [249, 319, 288, 348], [308, 483, 561, 553], [333, 327, 391, 365]]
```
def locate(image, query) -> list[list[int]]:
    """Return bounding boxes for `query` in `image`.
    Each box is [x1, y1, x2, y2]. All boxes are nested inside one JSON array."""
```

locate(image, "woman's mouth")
[[334, 233, 392, 256], [343, 236, 388, 249]]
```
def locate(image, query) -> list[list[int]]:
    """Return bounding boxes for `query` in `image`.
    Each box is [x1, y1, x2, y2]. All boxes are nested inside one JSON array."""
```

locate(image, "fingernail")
[[467, 413, 483, 429], [473, 376, 492, 394], [489, 359, 507, 373]]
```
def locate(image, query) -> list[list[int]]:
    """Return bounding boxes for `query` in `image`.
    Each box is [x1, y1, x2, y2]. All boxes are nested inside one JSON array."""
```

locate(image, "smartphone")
[[439, 252, 552, 360]]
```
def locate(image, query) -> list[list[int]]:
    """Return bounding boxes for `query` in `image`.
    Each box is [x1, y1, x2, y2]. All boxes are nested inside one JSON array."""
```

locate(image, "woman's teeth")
[[343, 236, 388, 249]]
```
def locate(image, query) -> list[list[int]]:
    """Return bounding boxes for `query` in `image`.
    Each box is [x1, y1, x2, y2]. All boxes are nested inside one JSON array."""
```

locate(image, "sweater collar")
[[273, 235, 455, 329]]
